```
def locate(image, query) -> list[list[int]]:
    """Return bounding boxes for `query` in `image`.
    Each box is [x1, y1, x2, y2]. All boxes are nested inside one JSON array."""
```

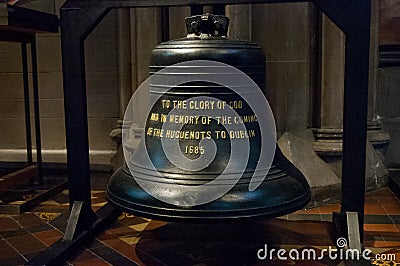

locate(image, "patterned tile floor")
[[0, 173, 399, 265]]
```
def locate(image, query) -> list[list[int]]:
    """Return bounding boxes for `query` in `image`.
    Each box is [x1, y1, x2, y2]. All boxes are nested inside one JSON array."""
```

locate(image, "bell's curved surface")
[[107, 14, 311, 221]]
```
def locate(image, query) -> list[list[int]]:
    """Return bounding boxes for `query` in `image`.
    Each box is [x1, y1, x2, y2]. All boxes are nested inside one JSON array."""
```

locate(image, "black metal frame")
[[2, 40, 41, 180], [21, 39, 44, 183], [0, 5, 60, 215], [0, 4, 55, 184], [31, 0, 371, 263]]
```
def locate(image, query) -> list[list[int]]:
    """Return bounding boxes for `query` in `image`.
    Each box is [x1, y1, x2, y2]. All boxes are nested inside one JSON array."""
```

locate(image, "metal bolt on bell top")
[[107, 14, 311, 221]]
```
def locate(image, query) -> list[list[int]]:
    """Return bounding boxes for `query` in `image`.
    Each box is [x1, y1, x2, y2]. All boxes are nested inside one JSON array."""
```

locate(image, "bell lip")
[[125, 162, 284, 183], [107, 189, 311, 222], [106, 167, 311, 222]]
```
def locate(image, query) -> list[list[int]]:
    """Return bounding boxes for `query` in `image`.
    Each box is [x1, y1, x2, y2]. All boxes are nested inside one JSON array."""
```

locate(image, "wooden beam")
[[0, 165, 37, 190]]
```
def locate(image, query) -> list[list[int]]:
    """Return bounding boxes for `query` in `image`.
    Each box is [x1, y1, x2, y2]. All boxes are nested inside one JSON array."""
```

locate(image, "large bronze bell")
[[107, 14, 311, 221]]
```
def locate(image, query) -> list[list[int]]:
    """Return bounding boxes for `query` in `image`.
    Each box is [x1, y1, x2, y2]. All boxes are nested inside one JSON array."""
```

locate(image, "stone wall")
[[251, 3, 314, 136], [0, 0, 118, 165], [378, 0, 400, 168]]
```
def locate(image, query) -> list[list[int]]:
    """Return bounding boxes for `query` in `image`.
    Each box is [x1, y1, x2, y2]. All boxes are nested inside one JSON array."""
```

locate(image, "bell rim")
[[106, 166, 311, 222], [107, 188, 311, 222]]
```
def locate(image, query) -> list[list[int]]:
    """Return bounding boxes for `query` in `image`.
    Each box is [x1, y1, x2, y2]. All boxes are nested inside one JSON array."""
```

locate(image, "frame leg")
[[21, 42, 33, 165], [63, 201, 84, 241], [31, 40, 43, 185], [346, 212, 362, 251], [334, 212, 370, 265]]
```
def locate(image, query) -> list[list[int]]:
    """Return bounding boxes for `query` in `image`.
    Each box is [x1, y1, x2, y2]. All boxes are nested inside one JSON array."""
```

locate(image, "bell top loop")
[[185, 14, 229, 37]]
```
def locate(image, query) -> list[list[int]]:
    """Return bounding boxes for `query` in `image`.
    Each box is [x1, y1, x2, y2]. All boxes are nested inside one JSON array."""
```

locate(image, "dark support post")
[[21, 42, 32, 165], [60, 4, 109, 233], [61, 12, 96, 231], [341, 27, 370, 241], [31, 40, 43, 184], [191, 5, 203, 16], [212, 4, 226, 15], [316, 0, 371, 241], [341, 2, 370, 242], [311, 7, 322, 128], [161, 6, 170, 42]]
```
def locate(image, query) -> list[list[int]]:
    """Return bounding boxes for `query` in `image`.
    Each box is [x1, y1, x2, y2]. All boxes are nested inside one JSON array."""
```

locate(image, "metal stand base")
[[334, 212, 371, 266], [346, 212, 362, 251], [26, 204, 121, 266], [63, 201, 83, 241]]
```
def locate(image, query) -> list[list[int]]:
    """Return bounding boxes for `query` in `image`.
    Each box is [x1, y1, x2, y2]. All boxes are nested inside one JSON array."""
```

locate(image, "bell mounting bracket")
[[186, 13, 229, 37]]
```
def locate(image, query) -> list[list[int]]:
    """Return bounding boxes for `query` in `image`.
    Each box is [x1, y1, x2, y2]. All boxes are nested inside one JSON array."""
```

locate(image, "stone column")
[[129, 7, 162, 149], [312, 14, 345, 175], [110, 8, 163, 169], [109, 9, 132, 169], [118, 9, 132, 116], [109, 9, 132, 144], [313, 4, 389, 186], [314, 3, 389, 161], [367, 0, 390, 155], [251, 3, 313, 136], [169, 6, 190, 40], [226, 4, 252, 40]]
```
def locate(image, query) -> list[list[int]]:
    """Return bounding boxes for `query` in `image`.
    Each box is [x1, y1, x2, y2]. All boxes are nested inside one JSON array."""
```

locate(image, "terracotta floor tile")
[[365, 198, 380, 204], [268, 220, 332, 236], [0, 239, 21, 260], [382, 236, 400, 242], [7, 233, 47, 254], [40, 236, 62, 247], [143, 220, 167, 230], [0, 255, 27, 265], [0, 217, 21, 232], [91, 197, 106, 204], [382, 201, 400, 210], [12, 213, 45, 228], [99, 224, 138, 238], [0, 227, 29, 239], [316, 204, 340, 214], [26, 223, 53, 233], [24, 250, 44, 261], [90, 243, 138, 265], [376, 187, 396, 197], [371, 240, 400, 248], [365, 224, 400, 235], [34, 212, 61, 222], [364, 204, 386, 215], [75, 258, 102, 266], [371, 188, 395, 197], [70, 249, 110, 266], [383, 204, 400, 215], [92, 206, 103, 212], [70, 249, 97, 262], [33, 229, 63, 240], [101, 238, 145, 264], [377, 197, 400, 204], [364, 234, 385, 241], [119, 215, 150, 228]]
